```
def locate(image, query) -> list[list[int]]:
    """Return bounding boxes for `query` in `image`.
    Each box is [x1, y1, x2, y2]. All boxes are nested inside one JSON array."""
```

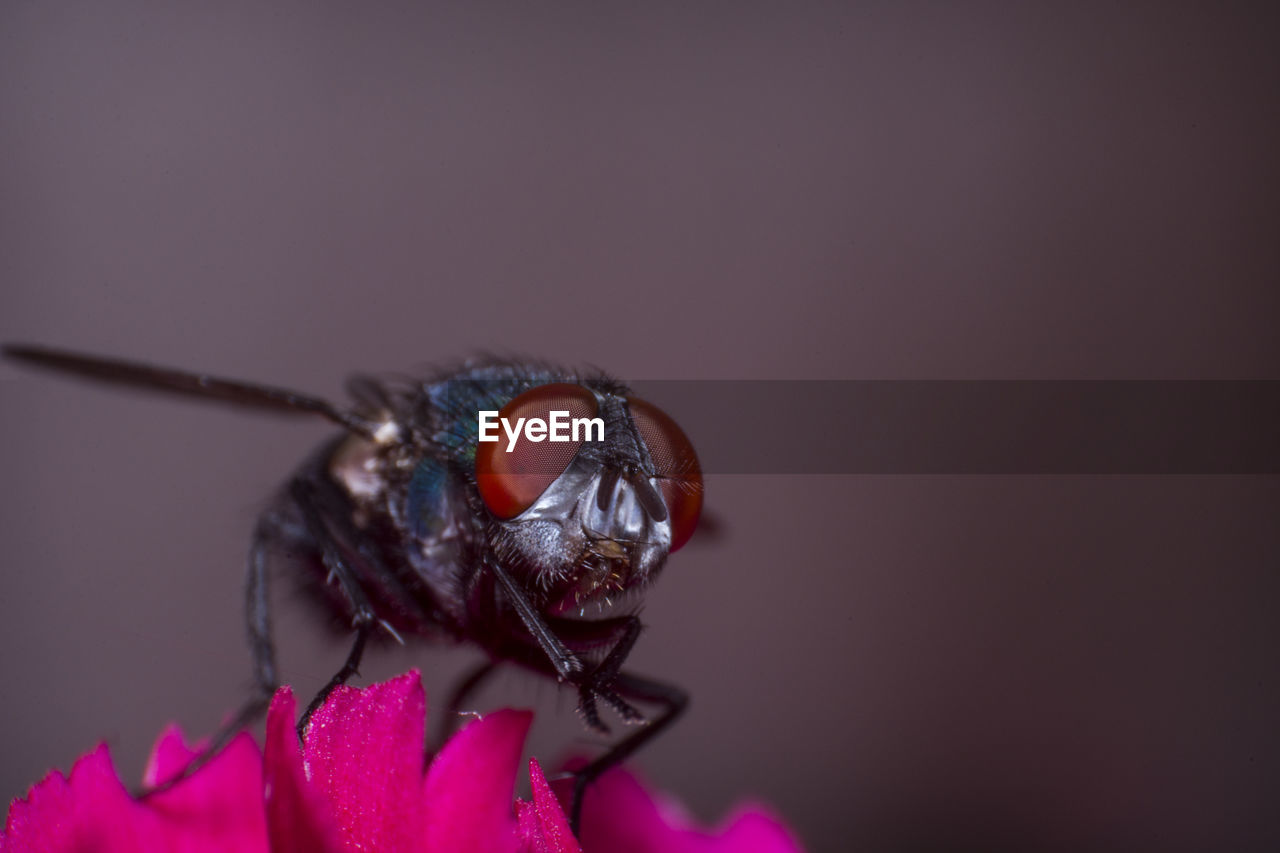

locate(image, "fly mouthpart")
[[582, 524, 663, 554], [559, 578, 642, 621], [582, 554, 626, 589], [585, 537, 627, 561]]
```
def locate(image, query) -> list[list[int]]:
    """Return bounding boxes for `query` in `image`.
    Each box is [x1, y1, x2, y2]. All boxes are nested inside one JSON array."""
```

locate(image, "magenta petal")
[[143, 728, 268, 852], [263, 687, 345, 853], [564, 766, 804, 853], [4, 745, 152, 851], [516, 758, 581, 853], [700, 808, 807, 853], [302, 669, 427, 851], [422, 708, 532, 853], [5, 730, 269, 853], [142, 724, 201, 788]]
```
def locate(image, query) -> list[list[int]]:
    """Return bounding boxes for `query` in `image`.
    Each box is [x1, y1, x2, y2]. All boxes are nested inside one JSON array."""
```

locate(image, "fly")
[[2, 344, 704, 833]]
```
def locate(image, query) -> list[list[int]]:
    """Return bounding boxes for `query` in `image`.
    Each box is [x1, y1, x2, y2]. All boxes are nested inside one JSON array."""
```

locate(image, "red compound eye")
[[476, 383, 598, 519], [627, 395, 703, 552]]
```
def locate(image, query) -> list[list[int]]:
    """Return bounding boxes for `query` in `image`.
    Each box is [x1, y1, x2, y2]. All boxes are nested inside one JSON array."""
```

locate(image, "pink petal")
[[560, 765, 804, 853], [142, 728, 268, 852], [263, 686, 345, 853], [516, 758, 581, 853], [5, 730, 272, 853], [3, 745, 148, 851], [422, 709, 532, 853], [142, 724, 202, 788], [698, 809, 807, 853], [301, 670, 428, 851]]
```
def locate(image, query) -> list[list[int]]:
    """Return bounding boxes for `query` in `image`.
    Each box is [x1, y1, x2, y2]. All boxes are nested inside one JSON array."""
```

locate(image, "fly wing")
[[3, 343, 374, 437]]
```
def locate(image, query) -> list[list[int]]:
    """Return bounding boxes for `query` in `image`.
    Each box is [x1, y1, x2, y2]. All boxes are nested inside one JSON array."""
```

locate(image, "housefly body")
[[3, 344, 704, 832]]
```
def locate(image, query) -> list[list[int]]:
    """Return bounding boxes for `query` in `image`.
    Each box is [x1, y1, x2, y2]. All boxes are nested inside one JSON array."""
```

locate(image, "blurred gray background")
[[2, 2, 1277, 850]]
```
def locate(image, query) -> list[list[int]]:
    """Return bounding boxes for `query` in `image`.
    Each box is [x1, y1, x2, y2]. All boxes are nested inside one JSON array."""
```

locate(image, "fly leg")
[[489, 560, 584, 681], [568, 672, 688, 835], [488, 560, 684, 836], [498, 625, 688, 836], [140, 511, 289, 795], [298, 623, 374, 736], [572, 616, 646, 732], [289, 478, 380, 739], [490, 560, 646, 730]]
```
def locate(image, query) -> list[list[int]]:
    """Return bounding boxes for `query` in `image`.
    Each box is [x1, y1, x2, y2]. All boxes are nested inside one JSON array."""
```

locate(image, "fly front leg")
[[485, 562, 684, 836], [569, 671, 688, 835], [489, 560, 643, 731], [489, 559, 583, 680], [501, 638, 688, 836], [571, 615, 645, 732]]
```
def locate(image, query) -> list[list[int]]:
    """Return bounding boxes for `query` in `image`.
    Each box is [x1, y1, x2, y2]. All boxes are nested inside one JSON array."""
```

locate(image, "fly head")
[[474, 381, 702, 617]]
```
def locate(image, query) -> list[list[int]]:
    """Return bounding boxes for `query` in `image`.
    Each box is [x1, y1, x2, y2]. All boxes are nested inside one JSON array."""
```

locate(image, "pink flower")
[[3, 671, 804, 852], [2, 730, 267, 852]]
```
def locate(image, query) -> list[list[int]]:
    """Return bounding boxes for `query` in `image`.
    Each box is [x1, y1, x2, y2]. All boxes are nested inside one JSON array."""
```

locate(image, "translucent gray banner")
[[625, 381, 1280, 474]]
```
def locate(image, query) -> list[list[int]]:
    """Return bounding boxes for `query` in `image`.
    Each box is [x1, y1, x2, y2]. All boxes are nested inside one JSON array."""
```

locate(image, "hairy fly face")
[[475, 383, 702, 617]]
